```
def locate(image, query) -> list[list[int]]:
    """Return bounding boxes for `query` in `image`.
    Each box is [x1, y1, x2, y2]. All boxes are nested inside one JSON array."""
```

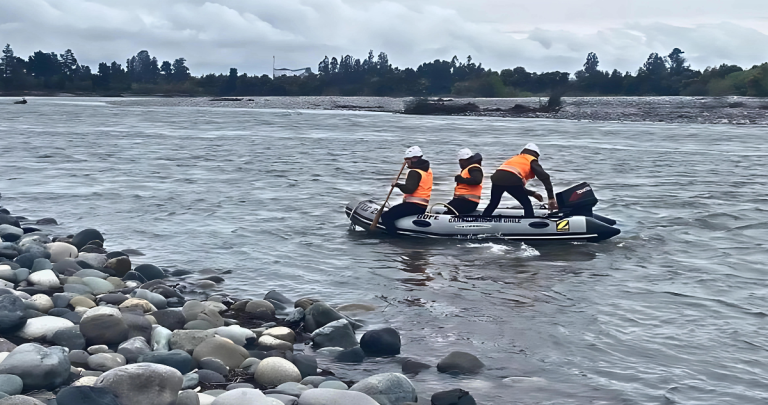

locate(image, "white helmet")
[[404, 146, 423, 158], [457, 148, 473, 160], [523, 143, 541, 155]]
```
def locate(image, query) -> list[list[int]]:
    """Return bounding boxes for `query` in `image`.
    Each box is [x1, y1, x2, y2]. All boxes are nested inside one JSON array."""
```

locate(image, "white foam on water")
[[465, 242, 540, 257], [520, 243, 541, 257]]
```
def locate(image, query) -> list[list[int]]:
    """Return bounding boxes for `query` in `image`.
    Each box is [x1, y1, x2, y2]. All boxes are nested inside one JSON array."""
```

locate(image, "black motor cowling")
[[556, 182, 598, 217]]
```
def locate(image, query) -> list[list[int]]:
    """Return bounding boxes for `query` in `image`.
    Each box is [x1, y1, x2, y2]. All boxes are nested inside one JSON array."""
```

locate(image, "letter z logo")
[[556, 220, 570, 232]]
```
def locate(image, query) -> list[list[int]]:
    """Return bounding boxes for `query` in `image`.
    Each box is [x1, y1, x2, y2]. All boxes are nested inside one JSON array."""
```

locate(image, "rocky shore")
[[105, 95, 768, 125], [0, 201, 481, 405]]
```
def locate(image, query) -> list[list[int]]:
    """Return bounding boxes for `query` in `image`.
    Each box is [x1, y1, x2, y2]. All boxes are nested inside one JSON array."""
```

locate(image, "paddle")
[[370, 161, 407, 230]]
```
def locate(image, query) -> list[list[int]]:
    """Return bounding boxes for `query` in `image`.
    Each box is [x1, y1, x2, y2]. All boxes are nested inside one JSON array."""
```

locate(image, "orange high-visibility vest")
[[403, 169, 433, 206], [498, 154, 536, 184], [453, 164, 482, 202]]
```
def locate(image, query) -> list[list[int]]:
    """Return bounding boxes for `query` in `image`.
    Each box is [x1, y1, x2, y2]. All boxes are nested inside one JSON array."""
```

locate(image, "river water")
[[1, 97, 767, 404]]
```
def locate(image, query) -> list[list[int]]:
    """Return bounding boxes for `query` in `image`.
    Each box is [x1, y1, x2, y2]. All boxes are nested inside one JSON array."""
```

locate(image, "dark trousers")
[[381, 202, 427, 235], [443, 198, 480, 215], [482, 184, 535, 217]]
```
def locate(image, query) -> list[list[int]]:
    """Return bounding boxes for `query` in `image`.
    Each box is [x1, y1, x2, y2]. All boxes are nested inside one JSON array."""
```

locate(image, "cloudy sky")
[[1, 0, 767, 76]]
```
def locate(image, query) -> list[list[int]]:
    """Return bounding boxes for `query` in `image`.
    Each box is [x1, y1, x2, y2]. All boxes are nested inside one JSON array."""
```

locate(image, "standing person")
[[380, 146, 433, 235], [444, 148, 483, 215], [482, 143, 557, 217]]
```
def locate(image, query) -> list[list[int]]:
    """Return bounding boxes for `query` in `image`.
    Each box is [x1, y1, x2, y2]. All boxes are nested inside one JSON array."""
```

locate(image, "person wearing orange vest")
[[444, 148, 483, 215], [482, 143, 557, 217], [381, 146, 433, 235]]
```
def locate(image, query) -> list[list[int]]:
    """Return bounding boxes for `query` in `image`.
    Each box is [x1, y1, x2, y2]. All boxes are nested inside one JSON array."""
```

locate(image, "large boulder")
[[104, 257, 131, 278], [298, 389, 379, 405], [0, 225, 23, 243], [254, 358, 302, 387], [117, 337, 151, 363], [87, 353, 127, 372], [50, 326, 86, 351], [81, 277, 113, 295], [170, 330, 216, 354], [0, 214, 20, 228], [210, 389, 271, 405], [14, 316, 74, 341], [14, 252, 50, 271], [291, 354, 317, 378], [25, 294, 53, 314], [360, 328, 401, 357], [0, 344, 70, 390], [46, 242, 79, 263], [71, 229, 105, 251], [0, 294, 26, 331], [348, 373, 417, 405], [436, 352, 485, 374], [80, 313, 129, 346], [55, 386, 120, 405], [0, 396, 46, 404], [311, 319, 358, 349], [94, 363, 182, 405], [215, 325, 256, 346], [122, 311, 152, 343], [137, 350, 194, 374], [244, 300, 275, 320], [133, 264, 165, 282], [26, 269, 61, 289], [192, 338, 249, 370], [0, 374, 23, 396], [78, 253, 108, 269], [151, 309, 185, 331], [303, 303, 344, 333]]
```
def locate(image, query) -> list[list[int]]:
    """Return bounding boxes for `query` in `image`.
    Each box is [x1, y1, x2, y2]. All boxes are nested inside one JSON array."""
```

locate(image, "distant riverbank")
[[88, 95, 768, 125], [6, 95, 768, 125]]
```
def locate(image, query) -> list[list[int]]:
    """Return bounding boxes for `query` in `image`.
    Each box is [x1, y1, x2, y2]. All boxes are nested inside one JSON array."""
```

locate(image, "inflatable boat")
[[345, 182, 620, 242]]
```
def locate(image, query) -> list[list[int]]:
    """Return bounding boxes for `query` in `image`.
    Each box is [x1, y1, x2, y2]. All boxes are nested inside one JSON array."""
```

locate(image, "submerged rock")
[[348, 373, 417, 405], [431, 388, 477, 405], [436, 351, 485, 374], [360, 327, 401, 357], [311, 319, 357, 349]]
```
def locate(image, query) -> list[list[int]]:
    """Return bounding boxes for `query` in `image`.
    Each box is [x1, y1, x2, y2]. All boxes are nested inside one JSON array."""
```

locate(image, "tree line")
[[1, 44, 767, 97]]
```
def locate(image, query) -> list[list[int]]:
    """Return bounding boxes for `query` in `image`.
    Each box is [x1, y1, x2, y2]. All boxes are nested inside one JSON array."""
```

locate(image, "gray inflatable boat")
[[345, 182, 620, 242]]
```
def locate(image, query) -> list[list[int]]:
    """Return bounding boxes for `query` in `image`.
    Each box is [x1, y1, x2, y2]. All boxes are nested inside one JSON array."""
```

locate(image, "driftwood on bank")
[[209, 97, 244, 101]]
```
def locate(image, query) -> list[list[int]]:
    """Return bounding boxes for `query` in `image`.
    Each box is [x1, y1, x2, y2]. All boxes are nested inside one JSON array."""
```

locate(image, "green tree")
[[221, 67, 238, 95], [330, 57, 338, 74], [584, 52, 599, 75], [171, 58, 190, 82], [60, 49, 78, 80], [95, 62, 111, 89], [667, 48, 689, 76], [1, 44, 15, 78], [376, 52, 390, 73], [318, 56, 330, 74], [160, 61, 172, 78]]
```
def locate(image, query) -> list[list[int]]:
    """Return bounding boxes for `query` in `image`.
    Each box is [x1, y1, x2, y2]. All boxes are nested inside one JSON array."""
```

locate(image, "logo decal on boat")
[[556, 220, 570, 232]]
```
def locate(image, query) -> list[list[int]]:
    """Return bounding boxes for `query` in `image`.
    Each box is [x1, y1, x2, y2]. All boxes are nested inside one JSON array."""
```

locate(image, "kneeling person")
[[482, 143, 556, 218], [381, 146, 433, 235], [444, 148, 483, 215]]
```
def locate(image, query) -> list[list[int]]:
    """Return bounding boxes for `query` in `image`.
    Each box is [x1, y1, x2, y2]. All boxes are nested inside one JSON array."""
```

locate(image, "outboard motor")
[[555, 182, 616, 226], [556, 182, 597, 216]]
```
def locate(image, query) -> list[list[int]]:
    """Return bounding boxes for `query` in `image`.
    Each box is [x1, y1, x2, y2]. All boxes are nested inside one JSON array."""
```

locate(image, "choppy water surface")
[[2, 97, 767, 404]]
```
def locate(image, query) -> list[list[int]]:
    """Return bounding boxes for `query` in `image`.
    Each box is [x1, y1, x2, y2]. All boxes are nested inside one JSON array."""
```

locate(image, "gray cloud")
[[1, 0, 766, 75]]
